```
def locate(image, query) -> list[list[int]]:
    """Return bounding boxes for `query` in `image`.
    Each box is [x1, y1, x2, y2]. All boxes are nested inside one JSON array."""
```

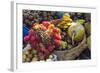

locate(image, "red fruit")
[[40, 24, 47, 31], [54, 34, 61, 40], [29, 35, 40, 47], [28, 30, 34, 37], [24, 35, 30, 42], [42, 21, 50, 28], [40, 48, 46, 53], [53, 28, 60, 33], [38, 52, 44, 60], [47, 45, 55, 52], [30, 36, 36, 42], [54, 39, 61, 45], [44, 50, 50, 59], [51, 19, 62, 25]]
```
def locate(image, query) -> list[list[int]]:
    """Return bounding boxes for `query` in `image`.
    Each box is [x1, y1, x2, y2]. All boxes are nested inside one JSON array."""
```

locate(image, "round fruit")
[[32, 57, 38, 61], [42, 21, 50, 28], [59, 41, 67, 50], [68, 22, 85, 42]]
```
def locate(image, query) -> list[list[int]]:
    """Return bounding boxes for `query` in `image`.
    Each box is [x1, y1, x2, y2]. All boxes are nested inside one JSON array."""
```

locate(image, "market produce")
[[57, 13, 72, 29], [58, 41, 68, 50], [23, 49, 33, 62], [76, 19, 85, 25], [23, 48, 39, 62], [68, 22, 85, 44], [23, 10, 91, 62], [23, 10, 62, 28], [54, 35, 87, 60], [24, 23, 62, 61], [87, 36, 91, 50], [84, 22, 91, 36]]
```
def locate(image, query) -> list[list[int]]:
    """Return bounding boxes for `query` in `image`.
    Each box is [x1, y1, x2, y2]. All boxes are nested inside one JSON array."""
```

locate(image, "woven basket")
[[54, 35, 87, 60]]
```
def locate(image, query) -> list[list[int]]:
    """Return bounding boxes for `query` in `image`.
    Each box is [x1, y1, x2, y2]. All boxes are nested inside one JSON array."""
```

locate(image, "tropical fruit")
[[68, 22, 85, 43]]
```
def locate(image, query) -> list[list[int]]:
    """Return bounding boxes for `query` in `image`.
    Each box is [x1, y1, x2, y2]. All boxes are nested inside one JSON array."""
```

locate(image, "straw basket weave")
[[54, 35, 87, 60]]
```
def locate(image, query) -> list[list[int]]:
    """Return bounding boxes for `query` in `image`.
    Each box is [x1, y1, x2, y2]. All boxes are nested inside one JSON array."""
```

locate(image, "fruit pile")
[[23, 21, 62, 61], [23, 10, 64, 27], [23, 10, 91, 62]]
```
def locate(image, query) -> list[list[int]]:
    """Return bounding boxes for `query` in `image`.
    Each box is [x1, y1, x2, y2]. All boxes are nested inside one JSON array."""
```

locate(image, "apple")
[[68, 22, 85, 43]]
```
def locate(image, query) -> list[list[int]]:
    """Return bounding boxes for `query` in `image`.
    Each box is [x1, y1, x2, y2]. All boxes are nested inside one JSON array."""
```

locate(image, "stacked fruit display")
[[23, 10, 91, 62], [23, 10, 63, 28], [23, 21, 62, 62], [56, 13, 85, 49]]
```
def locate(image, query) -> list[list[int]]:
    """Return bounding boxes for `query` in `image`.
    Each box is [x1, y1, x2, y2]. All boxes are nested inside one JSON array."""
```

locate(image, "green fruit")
[[59, 41, 67, 49], [76, 19, 85, 25], [87, 36, 91, 50], [61, 41, 67, 49], [84, 22, 91, 36], [68, 22, 85, 43]]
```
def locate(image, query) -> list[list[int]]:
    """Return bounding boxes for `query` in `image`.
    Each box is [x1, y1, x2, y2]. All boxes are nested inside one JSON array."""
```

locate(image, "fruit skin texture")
[[24, 23, 62, 60], [84, 22, 91, 36], [68, 22, 85, 42], [42, 21, 50, 28], [87, 36, 91, 50], [57, 14, 72, 29]]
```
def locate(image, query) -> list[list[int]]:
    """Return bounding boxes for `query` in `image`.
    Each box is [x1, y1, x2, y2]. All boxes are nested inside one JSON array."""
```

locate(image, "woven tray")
[[54, 35, 88, 60]]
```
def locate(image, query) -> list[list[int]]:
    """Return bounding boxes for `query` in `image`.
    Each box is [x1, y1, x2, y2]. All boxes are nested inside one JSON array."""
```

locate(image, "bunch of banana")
[[57, 13, 72, 29]]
